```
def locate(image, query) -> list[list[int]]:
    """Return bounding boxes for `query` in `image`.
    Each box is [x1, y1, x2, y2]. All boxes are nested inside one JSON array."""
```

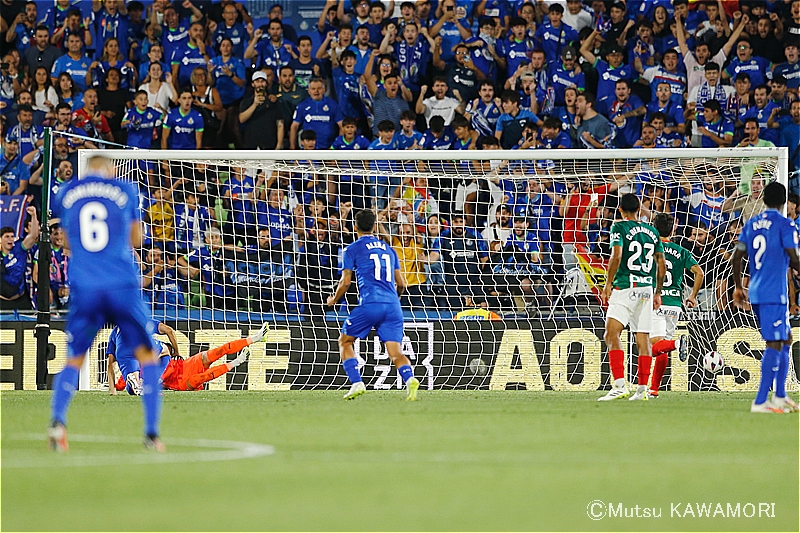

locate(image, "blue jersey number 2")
[[369, 253, 392, 282], [753, 234, 767, 270]]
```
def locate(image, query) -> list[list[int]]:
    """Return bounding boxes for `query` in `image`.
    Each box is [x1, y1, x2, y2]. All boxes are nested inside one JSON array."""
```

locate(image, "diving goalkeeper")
[[111, 323, 269, 392]]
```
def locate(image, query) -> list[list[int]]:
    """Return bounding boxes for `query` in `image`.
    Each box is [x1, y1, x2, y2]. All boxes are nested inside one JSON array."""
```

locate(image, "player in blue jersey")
[[733, 182, 800, 414], [326, 210, 420, 401], [107, 319, 180, 395], [48, 156, 164, 452]]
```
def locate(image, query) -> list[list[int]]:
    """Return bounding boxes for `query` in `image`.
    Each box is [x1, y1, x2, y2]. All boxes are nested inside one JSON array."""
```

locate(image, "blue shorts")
[[342, 302, 404, 343], [753, 304, 791, 342], [66, 286, 155, 358]]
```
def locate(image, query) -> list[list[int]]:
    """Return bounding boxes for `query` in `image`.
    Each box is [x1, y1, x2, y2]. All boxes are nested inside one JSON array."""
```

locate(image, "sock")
[[50, 365, 79, 426], [651, 339, 676, 357], [141, 363, 163, 438], [204, 338, 251, 365], [398, 364, 414, 384], [775, 344, 790, 398], [755, 348, 780, 405], [609, 349, 625, 382], [342, 358, 362, 384], [637, 355, 652, 386], [651, 354, 668, 393]]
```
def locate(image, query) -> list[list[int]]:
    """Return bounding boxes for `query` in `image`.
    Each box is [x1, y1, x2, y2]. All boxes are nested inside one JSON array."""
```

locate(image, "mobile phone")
[[590, 193, 599, 203], [0, 63, 8, 70], [446, 5, 454, 11]]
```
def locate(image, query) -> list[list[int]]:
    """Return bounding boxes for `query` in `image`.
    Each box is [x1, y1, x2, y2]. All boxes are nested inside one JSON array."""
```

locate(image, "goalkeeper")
[[112, 323, 269, 392], [648, 213, 703, 398]]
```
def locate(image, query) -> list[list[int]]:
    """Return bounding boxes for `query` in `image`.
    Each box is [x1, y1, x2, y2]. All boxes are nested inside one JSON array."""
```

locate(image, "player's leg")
[[628, 290, 654, 401], [772, 332, 799, 412], [751, 304, 787, 413], [187, 346, 251, 390], [198, 322, 269, 368], [48, 291, 105, 451], [598, 316, 629, 401], [377, 303, 419, 400], [339, 306, 376, 400]]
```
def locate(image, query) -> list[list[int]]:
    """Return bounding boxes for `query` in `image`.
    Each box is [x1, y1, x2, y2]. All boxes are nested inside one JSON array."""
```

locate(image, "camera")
[[446, 5, 454, 11]]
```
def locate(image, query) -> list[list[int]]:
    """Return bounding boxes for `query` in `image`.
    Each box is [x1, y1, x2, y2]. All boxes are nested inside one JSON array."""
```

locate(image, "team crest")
[[188, 118, 194, 125], [322, 105, 329, 111]]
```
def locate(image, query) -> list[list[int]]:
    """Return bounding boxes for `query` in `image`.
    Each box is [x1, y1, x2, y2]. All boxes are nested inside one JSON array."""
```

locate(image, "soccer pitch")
[[2, 391, 797, 532]]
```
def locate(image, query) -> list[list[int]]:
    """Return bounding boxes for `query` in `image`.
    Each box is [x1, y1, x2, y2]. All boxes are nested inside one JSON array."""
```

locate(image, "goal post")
[[73, 146, 799, 394]]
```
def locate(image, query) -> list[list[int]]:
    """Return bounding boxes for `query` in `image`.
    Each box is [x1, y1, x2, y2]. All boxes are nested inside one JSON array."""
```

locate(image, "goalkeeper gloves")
[[230, 347, 251, 368]]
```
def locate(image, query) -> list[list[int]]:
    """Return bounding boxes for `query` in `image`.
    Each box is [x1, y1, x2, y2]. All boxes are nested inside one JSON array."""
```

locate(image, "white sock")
[[614, 378, 626, 389]]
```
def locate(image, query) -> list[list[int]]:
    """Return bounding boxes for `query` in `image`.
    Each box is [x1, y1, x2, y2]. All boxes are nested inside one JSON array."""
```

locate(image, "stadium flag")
[[574, 244, 607, 304], [0, 195, 29, 236]]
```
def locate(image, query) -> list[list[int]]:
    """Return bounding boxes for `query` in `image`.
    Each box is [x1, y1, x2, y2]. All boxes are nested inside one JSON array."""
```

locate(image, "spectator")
[[37, 224, 69, 310], [497, 17, 535, 77], [607, 79, 646, 148], [235, 227, 290, 314], [190, 67, 222, 148], [209, 37, 246, 147], [496, 90, 540, 149], [580, 32, 635, 111], [332, 50, 367, 134], [174, 189, 213, 255], [384, 21, 433, 95], [6, 104, 42, 159], [0, 207, 38, 311], [139, 61, 176, 113], [428, 212, 489, 309], [774, 41, 799, 94], [160, 4, 199, 65], [247, 19, 294, 72], [30, 67, 57, 125], [23, 26, 60, 78], [391, 223, 427, 308], [772, 100, 800, 185], [742, 84, 780, 144], [121, 90, 160, 150], [395, 109, 423, 149], [54, 72, 84, 110], [290, 77, 342, 150], [171, 22, 212, 92], [97, 67, 131, 142], [222, 166, 258, 246], [53, 103, 95, 152], [634, 123, 658, 148], [363, 50, 411, 135], [419, 115, 454, 149], [5, 2, 37, 54], [723, 38, 771, 88], [537, 116, 571, 149], [288, 35, 321, 89], [162, 88, 202, 150], [550, 47, 584, 107], [298, 220, 338, 317], [649, 112, 683, 148], [428, 0, 472, 63], [146, 187, 175, 251], [88, 37, 136, 91], [211, 2, 247, 57], [435, 41, 484, 103], [643, 82, 684, 133], [696, 98, 733, 148], [534, 4, 578, 66], [637, 49, 686, 102], [416, 76, 463, 126], [316, 24, 354, 64], [769, 75, 795, 112], [370, 119, 402, 209], [266, 3, 299, 45], [271, 66, 308, 135], [677, 222, 717, 311], [677, 166, 729, 229], [0, 135, 30, 195], [239, 71, 283, 150], [339, 0, 371, 28], [141, 246, 186, 309], [135, 22, 164, 71], [92, 0, 130, 61], [346, 24, 374, 75], [575, 92, 613, 149], [179, 227, 238, 311], [256, 188, 294, 262], [50, 33, 91, 92], [331, 117, 371, 206]]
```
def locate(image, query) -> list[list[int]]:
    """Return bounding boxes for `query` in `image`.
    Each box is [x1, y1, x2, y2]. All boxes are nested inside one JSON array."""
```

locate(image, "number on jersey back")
[[660, 241, 698, 307], [739, 210, 799, 305], [609, 220, 664, 289], [342, 235, 401, 305]]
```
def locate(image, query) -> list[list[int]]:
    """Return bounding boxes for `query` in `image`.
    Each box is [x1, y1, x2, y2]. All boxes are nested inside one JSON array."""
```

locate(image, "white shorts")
[[651, 305, 681, 339], [606, 286, 654, 333], [455, 181, 479, 213]]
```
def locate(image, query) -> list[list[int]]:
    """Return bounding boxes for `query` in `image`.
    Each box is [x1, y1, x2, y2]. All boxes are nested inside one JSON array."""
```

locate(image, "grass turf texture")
[[2, 391, 797, 532]]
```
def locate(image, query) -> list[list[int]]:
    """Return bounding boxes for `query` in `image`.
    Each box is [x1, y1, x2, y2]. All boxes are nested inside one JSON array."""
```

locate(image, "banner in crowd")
[[2, 316, 798, 392], [0, 195, 29, 236]]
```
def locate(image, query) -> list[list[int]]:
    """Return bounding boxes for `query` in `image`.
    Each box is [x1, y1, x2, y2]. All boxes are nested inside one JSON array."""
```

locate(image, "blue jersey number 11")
[[369, 253, 392, 282]]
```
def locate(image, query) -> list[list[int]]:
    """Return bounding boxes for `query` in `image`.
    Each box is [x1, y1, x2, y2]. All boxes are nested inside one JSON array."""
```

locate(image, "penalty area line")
[[2, 434, 275, 468]]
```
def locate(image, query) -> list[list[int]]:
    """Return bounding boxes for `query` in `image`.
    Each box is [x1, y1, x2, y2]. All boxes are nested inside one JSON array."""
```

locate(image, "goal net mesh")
[[84, 148, 798, 394]]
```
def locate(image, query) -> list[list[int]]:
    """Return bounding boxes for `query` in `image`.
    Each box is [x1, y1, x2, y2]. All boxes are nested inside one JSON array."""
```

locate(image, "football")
[[703, 351, 724, 373]]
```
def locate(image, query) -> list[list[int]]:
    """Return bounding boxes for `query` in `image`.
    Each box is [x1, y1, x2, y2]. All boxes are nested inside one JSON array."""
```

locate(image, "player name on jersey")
[[610, 220, 662, 289]]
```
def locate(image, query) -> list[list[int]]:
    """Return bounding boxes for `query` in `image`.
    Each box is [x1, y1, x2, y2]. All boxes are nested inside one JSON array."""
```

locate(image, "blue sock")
[[50, 365, 80, 426], [342, 358, 362, 384], [756, 348, 780, 404], [775, 344, 790, 398], [141, 363, 163, 438], [398, 364, 414, 384]]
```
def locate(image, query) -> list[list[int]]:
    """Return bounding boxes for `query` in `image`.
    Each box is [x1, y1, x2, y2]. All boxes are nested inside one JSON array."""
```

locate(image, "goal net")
[[76, 147, 799, 395]]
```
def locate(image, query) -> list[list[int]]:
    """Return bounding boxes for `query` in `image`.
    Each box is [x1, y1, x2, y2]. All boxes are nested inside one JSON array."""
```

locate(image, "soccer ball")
[[468, 358, 488, 376], [703, 351, 724, 373]]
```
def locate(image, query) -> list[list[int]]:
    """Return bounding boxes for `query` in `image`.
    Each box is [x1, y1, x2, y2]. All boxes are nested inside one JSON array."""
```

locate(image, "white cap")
[[252, 71, 267, 82]]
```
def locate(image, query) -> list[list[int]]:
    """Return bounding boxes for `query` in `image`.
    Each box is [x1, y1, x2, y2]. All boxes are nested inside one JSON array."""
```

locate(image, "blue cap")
[[4, 133, 18, 143]]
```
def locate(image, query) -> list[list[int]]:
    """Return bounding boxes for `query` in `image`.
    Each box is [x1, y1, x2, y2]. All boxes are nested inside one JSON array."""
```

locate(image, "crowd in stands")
[[2, 0, 800, 318]]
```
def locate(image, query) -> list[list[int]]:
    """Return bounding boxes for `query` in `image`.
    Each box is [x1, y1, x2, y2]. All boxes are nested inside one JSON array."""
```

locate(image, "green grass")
[[2, 391, 798, 532]]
